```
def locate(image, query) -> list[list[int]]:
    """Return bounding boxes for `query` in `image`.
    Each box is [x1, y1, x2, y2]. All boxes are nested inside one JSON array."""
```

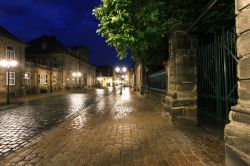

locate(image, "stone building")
[[0, 26, 26, 97], [224, 1, 250, 165], [26, 35, 96, 90], [96, 65, 113, 87], [0, 26, 96, 102], [24, 61, 60, 94]]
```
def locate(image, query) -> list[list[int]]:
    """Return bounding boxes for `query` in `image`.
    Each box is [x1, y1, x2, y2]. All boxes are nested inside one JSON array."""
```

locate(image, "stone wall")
[[147, 90, 166, 106], [24, 62, 60, 94], [134, 63, 142, 91], [165, 25, 197, 124], [29, 53, 96, 89], [0, 36, 26, 97], [224, 1, 250, 165]]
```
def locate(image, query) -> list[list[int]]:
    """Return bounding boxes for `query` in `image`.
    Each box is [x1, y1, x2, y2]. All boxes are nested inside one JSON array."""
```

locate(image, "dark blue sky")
[[0, 0, 132, 67]]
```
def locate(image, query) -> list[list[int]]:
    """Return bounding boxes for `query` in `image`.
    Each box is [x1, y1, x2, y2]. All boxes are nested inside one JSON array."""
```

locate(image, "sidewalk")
[[0, 88, 224, 166]]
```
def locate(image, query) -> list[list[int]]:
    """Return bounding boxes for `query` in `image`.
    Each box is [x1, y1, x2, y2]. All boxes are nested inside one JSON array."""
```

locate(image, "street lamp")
[[122, 67, 127, 73], [72, 72, 82, 90], [115, 66, 127, 94], [115, 67, 120, 73], [0, 59, 18, 104]]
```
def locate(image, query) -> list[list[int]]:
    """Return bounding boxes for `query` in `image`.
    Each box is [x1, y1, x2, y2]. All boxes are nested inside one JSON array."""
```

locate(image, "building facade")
[[0, 27, 96, 102], [26, 35, 96, 90], [96, 65, 113, 87], [0, 26, 26, 97], [24, 61, 60, 94]]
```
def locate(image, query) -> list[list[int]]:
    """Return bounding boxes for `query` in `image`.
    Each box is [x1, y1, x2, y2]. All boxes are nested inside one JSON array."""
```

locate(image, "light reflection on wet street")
[[0, 88, 114, 158], [0, 87, 225, 166]]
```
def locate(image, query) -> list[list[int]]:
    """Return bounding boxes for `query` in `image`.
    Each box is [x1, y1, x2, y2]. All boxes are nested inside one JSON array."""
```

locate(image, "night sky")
[[0, 0, 132, 67]]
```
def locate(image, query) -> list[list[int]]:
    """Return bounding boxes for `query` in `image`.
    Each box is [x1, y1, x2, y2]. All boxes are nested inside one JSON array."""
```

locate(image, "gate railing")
[[197, 28, 238, 137], [148, 70, 167, 93]]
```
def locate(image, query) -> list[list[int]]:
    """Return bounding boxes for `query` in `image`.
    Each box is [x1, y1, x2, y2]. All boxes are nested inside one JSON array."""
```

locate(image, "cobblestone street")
[[0, 88, 225, 166], [0, 88, 114, 159]]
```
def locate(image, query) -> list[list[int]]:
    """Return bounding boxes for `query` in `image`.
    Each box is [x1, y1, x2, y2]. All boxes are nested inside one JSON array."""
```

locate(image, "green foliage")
[[93, 0, 235, 68], [198, 0, 235, 35], [93, 0, 182, 67], [93, 0, 135, 59]]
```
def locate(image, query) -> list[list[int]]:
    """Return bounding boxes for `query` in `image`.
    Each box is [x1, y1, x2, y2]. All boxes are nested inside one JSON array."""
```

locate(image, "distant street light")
[[115, 67, 120, 73], [122, 67, 127, 73], [0, 59, 18, 104], [115, 66, 127, 94]]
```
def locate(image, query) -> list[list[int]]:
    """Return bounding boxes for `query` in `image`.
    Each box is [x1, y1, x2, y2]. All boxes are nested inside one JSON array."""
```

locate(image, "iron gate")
[[148, 70, 167, 93], [197, 29, 238, 138]]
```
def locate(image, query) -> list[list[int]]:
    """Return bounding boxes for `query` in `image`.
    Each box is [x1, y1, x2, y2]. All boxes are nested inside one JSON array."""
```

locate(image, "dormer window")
[[6, 45, 15, 59], [42, 42, 47, 50]]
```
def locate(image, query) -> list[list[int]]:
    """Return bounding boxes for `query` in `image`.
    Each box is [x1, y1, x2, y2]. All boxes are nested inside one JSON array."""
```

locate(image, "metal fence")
[[197, 28, 238, 137], [148, 70, 167, 93]]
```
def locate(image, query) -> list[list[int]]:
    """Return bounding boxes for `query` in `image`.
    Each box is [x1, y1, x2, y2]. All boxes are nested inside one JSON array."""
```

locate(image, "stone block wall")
[[165, 25, 197, 124], [224, 1, 250, 165], [0, 36, 26, 97], [24, 62, 60, 94]]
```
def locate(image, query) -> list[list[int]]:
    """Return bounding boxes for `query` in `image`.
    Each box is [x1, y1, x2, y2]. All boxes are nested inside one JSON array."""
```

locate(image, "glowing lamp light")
[[115, 67, 120, 73], [72, 72, 81, 77], [0, 60, 18, 68], [77, 72, 82, 77], [122, 67, 127, 73], [0, 59, 18, 104], [97, 77, 102, 81]]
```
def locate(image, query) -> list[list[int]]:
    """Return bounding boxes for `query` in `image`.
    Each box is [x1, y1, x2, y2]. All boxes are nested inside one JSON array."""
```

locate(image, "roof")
[[0, 26, 22, 42], [27, 35, 67, 54]]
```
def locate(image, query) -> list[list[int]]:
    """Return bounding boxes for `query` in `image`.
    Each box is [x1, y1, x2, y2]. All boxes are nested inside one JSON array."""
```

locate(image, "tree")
[[93, 0, 182, 68], [93, 0, 235, 68]]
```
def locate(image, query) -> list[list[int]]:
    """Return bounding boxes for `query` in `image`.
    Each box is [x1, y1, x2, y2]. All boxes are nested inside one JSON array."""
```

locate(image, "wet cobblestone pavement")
[[0, 88, 225, 165], [0, 88, 114, 159]]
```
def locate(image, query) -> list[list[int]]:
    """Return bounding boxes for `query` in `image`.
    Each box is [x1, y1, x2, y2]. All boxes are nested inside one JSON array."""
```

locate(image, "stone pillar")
[[165, 25, 197, 124], [224, 1, 250, 165]]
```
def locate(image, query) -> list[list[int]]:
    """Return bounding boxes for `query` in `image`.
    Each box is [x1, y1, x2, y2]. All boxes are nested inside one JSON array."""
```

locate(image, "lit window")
[[44, 75, 48, 84], [52, 75, 56, 84], [6, 45, 15, 60], [6, 72, 15, 85], [24, 72, 30, 85]]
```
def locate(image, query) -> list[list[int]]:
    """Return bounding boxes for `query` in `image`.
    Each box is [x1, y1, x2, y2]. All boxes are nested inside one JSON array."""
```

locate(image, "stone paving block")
[[9, 156, 24, 163], [0, 88, 225, 165], [133, 159, 145, 166]]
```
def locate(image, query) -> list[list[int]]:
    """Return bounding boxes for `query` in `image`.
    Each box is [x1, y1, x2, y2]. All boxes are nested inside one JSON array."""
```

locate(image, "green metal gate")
[[148, 70, 167, 93], [197, 29, 238, 138]]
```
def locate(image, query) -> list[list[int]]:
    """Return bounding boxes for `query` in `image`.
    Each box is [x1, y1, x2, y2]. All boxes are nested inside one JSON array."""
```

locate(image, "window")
[[38, 74, 40, 84], [44, 75, 48, 84], [6, 45, 15, 59], [24, 72, 30, 85], [6, 72, 15, 85], [42, 42, 47, 50], [52, 75, 56, 84]]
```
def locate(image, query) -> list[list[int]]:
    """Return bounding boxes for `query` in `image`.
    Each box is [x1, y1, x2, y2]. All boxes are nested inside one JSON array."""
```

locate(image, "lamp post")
[[115, 66, 127, 94], [72, 72, 82, 90], [0, 60, 18, 104]]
